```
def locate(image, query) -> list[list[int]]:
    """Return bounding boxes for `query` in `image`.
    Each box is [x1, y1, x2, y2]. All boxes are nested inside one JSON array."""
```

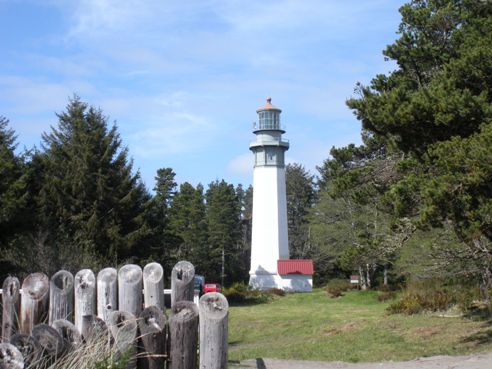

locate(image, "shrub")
[[267, 288, 286, 296], [223, 282, 274, 304], [387, 290, 455, 315], [377, 290, 397, 302], [325, 278, 352, 298]]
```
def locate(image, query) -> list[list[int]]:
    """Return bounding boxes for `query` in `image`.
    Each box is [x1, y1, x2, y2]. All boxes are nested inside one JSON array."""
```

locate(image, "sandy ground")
[[232, 352, 492, 369]]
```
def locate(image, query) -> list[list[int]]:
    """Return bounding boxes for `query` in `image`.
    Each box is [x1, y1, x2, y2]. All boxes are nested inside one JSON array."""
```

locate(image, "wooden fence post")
[[10, 334, 41, 368], [52, 319, 82, 351], [170, 301, 198, 369], [32, 324, 64, 361], [81, 315, 108, 343], [49, 270, 74, 324], [0, 343, 24, 369], [2, 277, 20, 342], [118, 265, 143, 317], [137, 306, 167, 369], [97, 267, 118, 323], [171, 261, 195, 308], [20, 273, 49, 335], [108, 311, 138, 369], [199, 292, 228, 369], [143, 262, 165, 311], [74, 269, 96, 334]]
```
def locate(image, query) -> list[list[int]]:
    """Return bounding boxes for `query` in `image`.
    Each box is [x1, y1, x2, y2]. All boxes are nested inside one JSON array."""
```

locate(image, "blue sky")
[[0, 0, 404, 189]]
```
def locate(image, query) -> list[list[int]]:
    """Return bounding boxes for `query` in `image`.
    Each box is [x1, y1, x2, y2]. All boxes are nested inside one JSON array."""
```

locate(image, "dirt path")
[[233, 352, 492, 369]]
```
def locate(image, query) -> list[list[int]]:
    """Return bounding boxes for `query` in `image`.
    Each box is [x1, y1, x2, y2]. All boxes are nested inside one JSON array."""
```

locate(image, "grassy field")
[[228, 289, 492, 362]]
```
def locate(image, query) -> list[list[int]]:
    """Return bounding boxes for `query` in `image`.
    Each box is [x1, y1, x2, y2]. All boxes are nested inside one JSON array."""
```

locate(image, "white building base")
[[249, 273, 312, 292]]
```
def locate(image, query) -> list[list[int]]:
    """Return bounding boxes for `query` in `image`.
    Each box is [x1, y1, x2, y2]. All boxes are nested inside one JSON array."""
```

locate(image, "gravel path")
[[232, 352, 492, 369]]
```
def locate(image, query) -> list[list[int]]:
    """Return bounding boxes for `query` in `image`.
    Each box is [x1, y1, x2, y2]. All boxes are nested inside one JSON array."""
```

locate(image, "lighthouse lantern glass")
[[259, 110, 280, 130]]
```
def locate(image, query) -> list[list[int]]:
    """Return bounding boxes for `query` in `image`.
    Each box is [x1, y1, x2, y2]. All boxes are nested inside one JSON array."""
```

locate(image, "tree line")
[[0, 98, 254, 285]]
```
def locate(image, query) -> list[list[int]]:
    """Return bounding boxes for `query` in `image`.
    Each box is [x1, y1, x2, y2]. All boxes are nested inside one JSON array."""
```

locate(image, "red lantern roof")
[[277, 260, 314, 275]]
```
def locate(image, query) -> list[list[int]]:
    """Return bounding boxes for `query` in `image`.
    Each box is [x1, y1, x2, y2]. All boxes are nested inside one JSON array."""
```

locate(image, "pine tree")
[[168, 182, 208, 271], [205, 180, 242, 284], [286, 163, 315, 259], [35, 97, 151, 268]]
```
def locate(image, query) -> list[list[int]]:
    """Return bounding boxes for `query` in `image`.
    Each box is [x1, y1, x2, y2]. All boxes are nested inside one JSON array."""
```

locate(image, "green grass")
[[228, 289, 492, 362]]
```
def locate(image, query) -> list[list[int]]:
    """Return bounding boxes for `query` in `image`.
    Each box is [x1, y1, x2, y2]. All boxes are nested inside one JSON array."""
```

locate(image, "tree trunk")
[[171, 261, 195, 309], [366, 264, 371, 289], [2, 277, 20, 342], [169, 301, 198, 369], [97, 267, 118, 323], [20, 273, 49, 334], [49, 270, 74, 324], [383, 266, 388, 286], [199, 293, 228, 369], [358, 266, 367, 290], [118, 264, 143, 317], [74, 269, 96, 334], [143, 263, 165, 312], [137, 306, 167, 369], [0, 343, 24, 369]]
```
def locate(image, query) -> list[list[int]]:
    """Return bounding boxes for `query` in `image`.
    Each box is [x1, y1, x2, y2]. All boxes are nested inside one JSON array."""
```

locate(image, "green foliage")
[[205, 179, 243, 284], [34, 97, 151, 269], [223, 282, 273, 304], [286, 163, 316, 259], [325, 278, 352, 298]]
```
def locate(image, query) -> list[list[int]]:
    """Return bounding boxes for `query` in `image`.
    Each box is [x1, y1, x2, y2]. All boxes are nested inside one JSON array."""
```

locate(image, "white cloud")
[[227, 153, 253, 176]]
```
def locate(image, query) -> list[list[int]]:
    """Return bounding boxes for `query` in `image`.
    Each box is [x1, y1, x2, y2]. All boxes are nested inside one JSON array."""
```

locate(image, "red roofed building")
[[277, 260, 313, 292]]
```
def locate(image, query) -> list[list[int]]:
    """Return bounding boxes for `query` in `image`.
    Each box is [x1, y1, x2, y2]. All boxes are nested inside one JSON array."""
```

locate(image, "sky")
[[0, 0, 405, 190]]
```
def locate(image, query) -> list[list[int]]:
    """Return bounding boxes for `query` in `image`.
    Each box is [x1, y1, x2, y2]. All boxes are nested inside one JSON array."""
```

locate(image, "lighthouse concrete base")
[[249, 274, 312, 292]]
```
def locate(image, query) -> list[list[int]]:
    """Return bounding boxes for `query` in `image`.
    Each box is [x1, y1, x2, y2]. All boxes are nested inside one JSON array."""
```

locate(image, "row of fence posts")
[[0, 261, 228, 369]]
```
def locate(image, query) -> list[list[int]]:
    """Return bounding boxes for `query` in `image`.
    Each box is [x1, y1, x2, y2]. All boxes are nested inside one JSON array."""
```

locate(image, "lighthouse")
[[249, 98, 290, 289], [248, 98, 314, 291]]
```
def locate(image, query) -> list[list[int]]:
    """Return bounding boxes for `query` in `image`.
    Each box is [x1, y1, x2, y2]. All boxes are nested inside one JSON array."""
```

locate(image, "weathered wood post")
[[118, 264, 143, 317], [170, 301, 198, 369], [2, 277, 20, 342], [20, 273, 49, 335], [0, 343, 24, 369], [143, 262, 165, 311], [97, 267, 118, 323], [52, 319, 82, 351], [108, 311, 138, 369], [32, 324, 64, 361], [137, 306, 167, 369], [171, 261, 195, 308], [81, 315, 108, 343], [49, 270, 74, 324], [74, 269, 96, 334], [199, 292, 228, 369], [9, 334, 41, 368]]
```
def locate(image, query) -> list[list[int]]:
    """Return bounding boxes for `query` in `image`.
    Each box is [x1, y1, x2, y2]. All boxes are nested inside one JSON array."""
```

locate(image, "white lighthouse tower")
[[249, 98, 290, 289]]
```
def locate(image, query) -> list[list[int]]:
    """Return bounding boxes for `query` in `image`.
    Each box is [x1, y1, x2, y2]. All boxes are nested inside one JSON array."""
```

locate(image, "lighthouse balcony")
[[249, 139, 289, 149]]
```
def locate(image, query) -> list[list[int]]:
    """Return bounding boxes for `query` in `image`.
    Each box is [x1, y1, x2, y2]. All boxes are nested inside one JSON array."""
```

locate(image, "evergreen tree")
[[168, 182, 208, 271], [35, 97, 151, 269], [144, 167, 178, 270], [205, 180, 242, 284], [285, 163, 315, 258], [346, 0, 492, 295], [0, 117, 31, 278]]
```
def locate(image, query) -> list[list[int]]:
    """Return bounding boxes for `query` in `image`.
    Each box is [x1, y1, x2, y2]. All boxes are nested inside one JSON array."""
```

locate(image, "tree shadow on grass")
[[461, 319, 492, 346]]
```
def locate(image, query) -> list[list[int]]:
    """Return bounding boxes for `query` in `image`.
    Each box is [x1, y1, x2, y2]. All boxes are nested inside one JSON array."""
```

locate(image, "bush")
[[387, 289, 456, 315], [377, 290, 397, 302], [223, 282, 274, 304], [325, 278, 352, 298]]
